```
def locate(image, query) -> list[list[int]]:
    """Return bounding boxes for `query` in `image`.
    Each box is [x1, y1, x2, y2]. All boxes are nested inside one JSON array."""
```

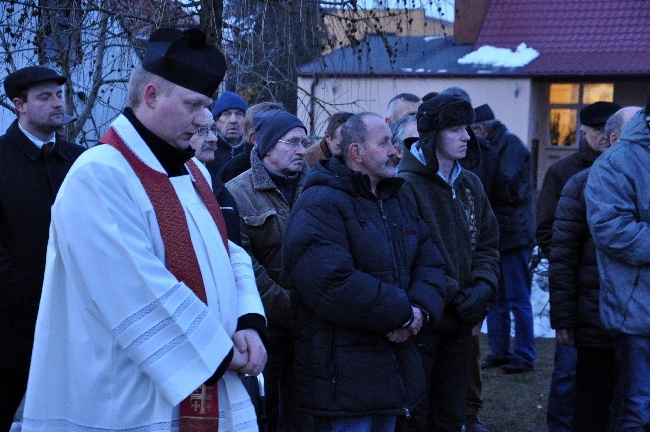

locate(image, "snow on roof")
[[458, 43, 539, 68]]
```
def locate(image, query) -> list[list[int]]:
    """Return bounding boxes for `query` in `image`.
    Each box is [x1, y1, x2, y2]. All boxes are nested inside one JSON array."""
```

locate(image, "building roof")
[[298, 34, 525, 77], [475, 0, 650, 76]]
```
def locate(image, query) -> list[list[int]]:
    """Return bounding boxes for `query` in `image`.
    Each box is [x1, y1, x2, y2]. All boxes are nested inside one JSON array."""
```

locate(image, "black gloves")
[[452, 280, 495, 327]]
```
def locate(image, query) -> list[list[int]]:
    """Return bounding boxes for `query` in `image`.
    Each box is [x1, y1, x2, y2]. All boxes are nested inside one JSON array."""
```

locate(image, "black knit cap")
[[417, 94, 475, 134], [143, 27, 226, 98], [580, 101, 621, 127], [473, 104, 495, 123], [254, 110, 306, 159], [4, 66, 66, 100]]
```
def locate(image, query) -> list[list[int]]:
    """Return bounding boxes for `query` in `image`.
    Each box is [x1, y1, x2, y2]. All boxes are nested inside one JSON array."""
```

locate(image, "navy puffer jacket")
[[283, 156, 446, 417], [550, 169, 615, 348]]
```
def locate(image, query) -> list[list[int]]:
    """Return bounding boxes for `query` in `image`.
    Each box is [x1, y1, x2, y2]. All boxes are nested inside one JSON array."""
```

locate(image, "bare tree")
[[1, 0, 454, 144]]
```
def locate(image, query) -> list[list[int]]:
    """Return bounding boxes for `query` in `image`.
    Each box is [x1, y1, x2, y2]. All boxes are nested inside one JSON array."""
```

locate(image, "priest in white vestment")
[[18, 28, 267, 432]]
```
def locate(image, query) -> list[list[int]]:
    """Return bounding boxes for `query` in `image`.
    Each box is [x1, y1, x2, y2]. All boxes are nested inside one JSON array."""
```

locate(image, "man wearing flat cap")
[[536, 100, 620, 431], [226, 109, 309, 431], [395, 94, 500, 431], [19, 28, 266, 432], [0, 65, 85, 430]]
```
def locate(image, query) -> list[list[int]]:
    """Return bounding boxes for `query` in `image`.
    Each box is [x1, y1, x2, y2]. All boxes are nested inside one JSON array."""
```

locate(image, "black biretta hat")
[[580, 101, 621, 127], [4, 66, 66, 100], [143, 27, 227, 98]]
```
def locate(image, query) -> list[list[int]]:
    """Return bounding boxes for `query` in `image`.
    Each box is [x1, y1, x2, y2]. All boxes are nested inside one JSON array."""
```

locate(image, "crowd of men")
[[2, 25, 649, 432]]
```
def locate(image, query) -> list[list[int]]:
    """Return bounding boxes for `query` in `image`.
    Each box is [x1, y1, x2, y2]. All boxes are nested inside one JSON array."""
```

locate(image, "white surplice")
[[20, 115, 264, 432]]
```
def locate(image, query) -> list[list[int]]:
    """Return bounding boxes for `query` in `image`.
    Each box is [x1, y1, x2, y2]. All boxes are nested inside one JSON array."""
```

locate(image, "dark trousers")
[[466, 330, 483, 417], [263, 335, 309, 432], [396, 329, 472, 432], [572, 347, 616, 432], [0, 367, 28, 431]]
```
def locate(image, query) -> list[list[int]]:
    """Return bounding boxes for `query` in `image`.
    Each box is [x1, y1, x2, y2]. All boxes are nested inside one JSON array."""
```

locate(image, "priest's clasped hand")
[[231, 329, 267, 376]]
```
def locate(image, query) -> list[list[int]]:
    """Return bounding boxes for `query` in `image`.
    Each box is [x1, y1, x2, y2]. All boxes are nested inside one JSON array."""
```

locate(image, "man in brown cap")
[[0, 65, 85, 430], [19, 28, 266, 432]]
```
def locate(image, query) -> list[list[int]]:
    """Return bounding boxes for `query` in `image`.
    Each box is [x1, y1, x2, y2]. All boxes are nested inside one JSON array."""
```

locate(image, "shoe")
[[464, 415, 490, 432], [480, 355, 510, 369], [501, 358, 534, 374]]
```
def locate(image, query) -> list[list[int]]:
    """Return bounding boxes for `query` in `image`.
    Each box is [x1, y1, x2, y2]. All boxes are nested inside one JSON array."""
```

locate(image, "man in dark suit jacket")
[[0, 66, 85, 429]]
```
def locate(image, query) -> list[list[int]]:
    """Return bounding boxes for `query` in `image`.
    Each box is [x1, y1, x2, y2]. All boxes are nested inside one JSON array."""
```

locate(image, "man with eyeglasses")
[[206, 91, 250, 176], [190, 108, 242, 248], [226, 109, 310, 431]]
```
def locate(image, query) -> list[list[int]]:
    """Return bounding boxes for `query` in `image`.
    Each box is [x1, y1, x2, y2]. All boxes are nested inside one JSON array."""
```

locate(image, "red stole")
[[100, 127, 230, 431]]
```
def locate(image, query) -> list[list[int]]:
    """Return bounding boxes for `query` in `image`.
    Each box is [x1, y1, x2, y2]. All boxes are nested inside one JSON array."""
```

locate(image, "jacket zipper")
[[391, 347, 411, 419], [378, 199, 400, 282], [451, 182, 466, 291]]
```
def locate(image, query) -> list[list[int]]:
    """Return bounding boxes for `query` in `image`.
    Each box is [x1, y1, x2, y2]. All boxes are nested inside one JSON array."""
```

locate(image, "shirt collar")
[[18, 123, 56, 149]]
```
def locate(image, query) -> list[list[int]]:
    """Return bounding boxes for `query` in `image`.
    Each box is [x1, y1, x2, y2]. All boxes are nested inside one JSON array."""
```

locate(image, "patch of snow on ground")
[[481, 258, 555, 339]]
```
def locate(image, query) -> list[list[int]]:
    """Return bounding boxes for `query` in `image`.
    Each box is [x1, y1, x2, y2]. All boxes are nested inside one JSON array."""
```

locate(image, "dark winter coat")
[[205, 135, 253, 177], [283, 156, 447, 417], [586, 109, 650, 336], [481, 123, 535, 252], [226, 150, 307, 337], [536, 140, 600, 256], [217, 142, 253, 184], [0, 120, 85, 370], [469, 136, 497, 199], [211, 174, 241, 246], [397, 146, 500, 332], [549, 169, 615, 348]]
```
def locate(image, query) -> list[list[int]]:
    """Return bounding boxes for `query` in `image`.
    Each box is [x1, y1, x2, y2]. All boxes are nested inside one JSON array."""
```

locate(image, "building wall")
[[299, 75, 650, 190], [297, 75, 533, 146]]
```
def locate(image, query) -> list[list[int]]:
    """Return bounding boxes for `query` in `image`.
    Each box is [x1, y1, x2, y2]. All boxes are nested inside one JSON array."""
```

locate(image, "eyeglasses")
[[277, 138, 310, 148], [196, 125, 218, 137]]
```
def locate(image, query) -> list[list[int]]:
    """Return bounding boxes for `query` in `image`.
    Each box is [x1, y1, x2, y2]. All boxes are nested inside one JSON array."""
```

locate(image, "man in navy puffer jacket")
[[284, 112, 446, 432]]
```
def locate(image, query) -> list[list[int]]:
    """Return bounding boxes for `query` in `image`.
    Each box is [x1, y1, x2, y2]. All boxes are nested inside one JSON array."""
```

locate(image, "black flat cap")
[[580, 101, 621, 127], [4, 66, 66, 100], [143, 27, 226, 98], [417, 94, 475, 134], [473, 104, 495, 123]]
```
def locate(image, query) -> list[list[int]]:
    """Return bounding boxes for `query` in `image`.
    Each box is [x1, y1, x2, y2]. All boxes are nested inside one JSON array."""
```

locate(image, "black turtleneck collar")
[[122, 108, 195, 177], [263, 165, 301, 206]]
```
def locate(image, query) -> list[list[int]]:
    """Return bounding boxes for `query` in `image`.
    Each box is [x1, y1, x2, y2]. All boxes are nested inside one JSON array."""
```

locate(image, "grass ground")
[[478, 335, 555, 432]]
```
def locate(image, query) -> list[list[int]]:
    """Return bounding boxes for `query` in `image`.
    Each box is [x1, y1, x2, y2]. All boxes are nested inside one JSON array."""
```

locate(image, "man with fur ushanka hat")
[[19, 27, 266, 432], [395, 94, 500, 432]]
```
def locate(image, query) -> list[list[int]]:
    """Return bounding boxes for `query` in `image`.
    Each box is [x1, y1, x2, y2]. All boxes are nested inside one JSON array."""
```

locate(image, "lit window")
[[549, 83, 614, 147]]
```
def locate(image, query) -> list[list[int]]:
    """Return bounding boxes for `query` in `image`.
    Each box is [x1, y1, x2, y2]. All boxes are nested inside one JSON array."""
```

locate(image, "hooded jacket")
[[283, 156, 447, 417], [585, 109, 650, 336], [397, 134, 499, 331]]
